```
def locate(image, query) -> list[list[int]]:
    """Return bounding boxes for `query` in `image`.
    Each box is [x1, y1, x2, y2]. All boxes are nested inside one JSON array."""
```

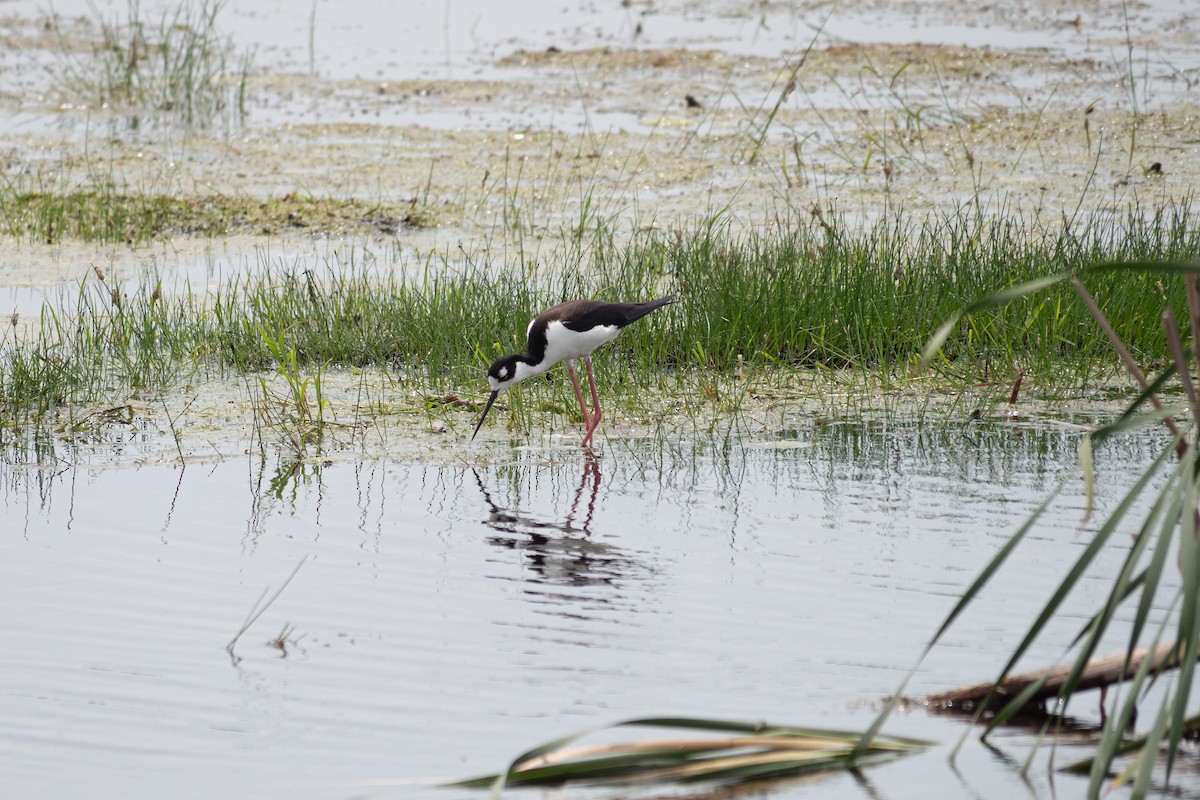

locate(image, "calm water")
[[13, 0, 1194, 83], [1, 0, 1195, 795], [3, 0, 1196, 140], [0, 420, 1178, 800]]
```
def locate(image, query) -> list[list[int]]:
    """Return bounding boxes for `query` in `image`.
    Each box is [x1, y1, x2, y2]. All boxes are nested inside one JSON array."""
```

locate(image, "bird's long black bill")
[[471, 390, 500, 440]]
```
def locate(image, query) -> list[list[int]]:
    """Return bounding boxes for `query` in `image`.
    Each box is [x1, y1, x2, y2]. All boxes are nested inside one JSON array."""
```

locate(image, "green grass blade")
[[853, 483, 1063, 758], [1085, 596, 1181, 788], [982, 672, 1054, 730], [1131, 691, 1174, 799], [1052, 447, 1183, 695], [965, 436, 1180, 745], [1090, 406, 1191, 446], [1128, 478, 1184, 664], [1164, 464, 1200, 784], [915, 259, 1200, 374]]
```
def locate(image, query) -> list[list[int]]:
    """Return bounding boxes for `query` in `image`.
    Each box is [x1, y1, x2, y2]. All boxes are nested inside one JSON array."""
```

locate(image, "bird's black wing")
[[560, 296, 674, 332]]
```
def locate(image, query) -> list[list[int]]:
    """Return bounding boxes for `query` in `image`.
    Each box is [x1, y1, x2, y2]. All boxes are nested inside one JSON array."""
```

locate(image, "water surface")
[[0, 420, 1175, 799]]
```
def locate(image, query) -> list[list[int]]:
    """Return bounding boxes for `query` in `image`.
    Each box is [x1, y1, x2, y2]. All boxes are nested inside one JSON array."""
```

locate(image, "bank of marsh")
[[1, 201, 1196, 440]]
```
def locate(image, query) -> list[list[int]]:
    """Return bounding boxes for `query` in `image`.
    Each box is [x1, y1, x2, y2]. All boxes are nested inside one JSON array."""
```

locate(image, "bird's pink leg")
[[566, 361, 592, 428], [581, 356, 603, 448]]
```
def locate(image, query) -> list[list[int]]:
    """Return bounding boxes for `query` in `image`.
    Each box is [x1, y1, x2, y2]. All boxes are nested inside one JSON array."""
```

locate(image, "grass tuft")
[[50, 0, 253, 127]]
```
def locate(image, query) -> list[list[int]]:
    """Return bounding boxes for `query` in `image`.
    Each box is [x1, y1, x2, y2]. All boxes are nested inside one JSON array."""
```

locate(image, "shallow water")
[[0, 420, 1181, 799], [5, 0, 1197, 139], [17, 0, 1197, 84], [0, 1, 1196, 795]]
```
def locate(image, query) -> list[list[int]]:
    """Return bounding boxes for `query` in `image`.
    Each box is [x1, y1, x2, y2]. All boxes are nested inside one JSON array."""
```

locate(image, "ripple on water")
[[0, 422, 1178, 799]]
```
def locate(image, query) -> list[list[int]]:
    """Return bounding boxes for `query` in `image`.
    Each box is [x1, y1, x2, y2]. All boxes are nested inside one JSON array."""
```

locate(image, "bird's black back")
[[522, 295, 675, 361]]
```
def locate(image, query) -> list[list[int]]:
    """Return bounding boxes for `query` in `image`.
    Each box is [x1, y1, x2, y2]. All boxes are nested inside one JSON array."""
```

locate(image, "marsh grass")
[[453, 717, 929, 793], [859, 261, 1200, 798], [51, 0, 252, 127], [650, 200, 1197, 380], [0, 173, 412, 244], [250, 326, 329, 458], [0, 202, 1197, 434]]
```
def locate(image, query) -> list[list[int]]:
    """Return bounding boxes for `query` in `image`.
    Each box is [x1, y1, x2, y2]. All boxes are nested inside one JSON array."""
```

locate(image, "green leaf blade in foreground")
[[978, 435, 1180, 740], [1030, 439, 1186, 743], [1163, 464, 1200, 788], [853, 483, 1063, 759]]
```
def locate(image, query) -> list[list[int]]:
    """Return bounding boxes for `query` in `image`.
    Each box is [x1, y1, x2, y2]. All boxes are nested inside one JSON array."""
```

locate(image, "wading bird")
[[471, 296, 674, 447]]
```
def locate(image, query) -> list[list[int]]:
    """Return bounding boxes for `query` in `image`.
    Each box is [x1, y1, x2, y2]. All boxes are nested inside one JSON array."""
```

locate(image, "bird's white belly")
[[543, 320, 621, 365]]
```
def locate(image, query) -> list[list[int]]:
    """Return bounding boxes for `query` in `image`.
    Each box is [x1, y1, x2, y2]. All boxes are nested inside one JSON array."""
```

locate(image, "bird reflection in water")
[[474, 454, 640, 591]]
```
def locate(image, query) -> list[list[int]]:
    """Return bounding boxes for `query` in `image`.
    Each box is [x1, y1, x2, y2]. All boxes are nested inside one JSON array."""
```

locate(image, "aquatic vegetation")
[[0, 202, 1196, 435], [49, 0, 253, 127], [453, 717, 930, 792], [250, 326, 329, 459], [0, 173, 410, 244], [226, 556, 308, 665], [864, 262, 1200, 798]]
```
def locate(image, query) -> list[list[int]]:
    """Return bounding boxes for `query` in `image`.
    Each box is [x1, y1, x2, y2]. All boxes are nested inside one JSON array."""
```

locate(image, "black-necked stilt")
[[471, 295, 674, 446]]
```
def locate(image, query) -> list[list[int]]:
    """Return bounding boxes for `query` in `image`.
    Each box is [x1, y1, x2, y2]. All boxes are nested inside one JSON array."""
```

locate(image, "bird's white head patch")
[[486, 354, 525, 391]]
